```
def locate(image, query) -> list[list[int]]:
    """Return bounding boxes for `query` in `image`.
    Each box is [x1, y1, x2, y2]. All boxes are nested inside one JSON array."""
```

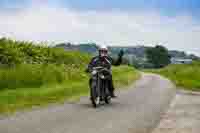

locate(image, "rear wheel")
[[104, 83, 111, 104], [105, 96, 111, 104]]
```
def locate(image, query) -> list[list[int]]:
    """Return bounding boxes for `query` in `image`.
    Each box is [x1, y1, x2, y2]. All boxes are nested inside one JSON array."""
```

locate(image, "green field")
[[146, 61, 200, 91], [0, 38, 140, 114]]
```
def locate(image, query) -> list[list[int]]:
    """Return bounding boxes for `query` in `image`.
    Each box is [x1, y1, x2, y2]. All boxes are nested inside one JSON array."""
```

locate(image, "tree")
[[146, 45, 171, 68]]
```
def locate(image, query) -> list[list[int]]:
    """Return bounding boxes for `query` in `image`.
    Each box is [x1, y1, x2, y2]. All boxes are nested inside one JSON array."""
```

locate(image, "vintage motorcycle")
[[89, 66, 112, 107]]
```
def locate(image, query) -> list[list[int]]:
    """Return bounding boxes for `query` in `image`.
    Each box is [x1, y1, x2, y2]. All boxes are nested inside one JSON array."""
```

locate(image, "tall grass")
[[0, 38, 90, 89], [0, 64, 68, 89], [0, 66, 139, 114], [147, 61, 200, 91], [112, 66, 140, 88]]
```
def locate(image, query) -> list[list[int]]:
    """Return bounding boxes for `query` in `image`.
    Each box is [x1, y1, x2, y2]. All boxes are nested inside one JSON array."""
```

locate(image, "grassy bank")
[[146, 61, 200, 91], [0, 65, 139, 114]]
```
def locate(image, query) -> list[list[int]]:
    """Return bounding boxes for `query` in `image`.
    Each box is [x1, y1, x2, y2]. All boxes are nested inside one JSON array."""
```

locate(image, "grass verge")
[[144, 61, 200, 91]]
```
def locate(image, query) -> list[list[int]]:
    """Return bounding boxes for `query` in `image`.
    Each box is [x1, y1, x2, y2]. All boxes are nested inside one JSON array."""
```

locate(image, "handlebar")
[[92, 66, 111, 73], [92, 66, 104, 69]]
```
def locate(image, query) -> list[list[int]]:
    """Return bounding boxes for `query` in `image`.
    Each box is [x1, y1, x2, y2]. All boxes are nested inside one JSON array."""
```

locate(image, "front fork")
[[90, 75, 100, 98]]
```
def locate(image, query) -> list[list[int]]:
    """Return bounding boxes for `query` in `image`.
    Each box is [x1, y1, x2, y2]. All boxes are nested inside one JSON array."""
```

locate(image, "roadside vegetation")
[[146, 61, 200, 91], [145, 45, 171, 68], [0, 38, 140, 114]]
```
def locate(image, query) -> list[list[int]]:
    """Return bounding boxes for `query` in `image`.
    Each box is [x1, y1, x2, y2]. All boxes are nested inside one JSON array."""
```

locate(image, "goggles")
[[99, 50, 108, 54]]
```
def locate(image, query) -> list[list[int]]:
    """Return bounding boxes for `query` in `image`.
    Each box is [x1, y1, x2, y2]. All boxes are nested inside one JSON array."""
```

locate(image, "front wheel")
[[90, 81, 100, 108]]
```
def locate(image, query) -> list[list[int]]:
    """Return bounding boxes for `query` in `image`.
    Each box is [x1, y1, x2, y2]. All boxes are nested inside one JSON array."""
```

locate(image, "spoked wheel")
[[90, 82, 100, 108]]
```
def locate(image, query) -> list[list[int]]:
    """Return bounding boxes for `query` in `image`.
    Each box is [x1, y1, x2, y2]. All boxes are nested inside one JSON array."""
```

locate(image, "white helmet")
[[99, 45, 108, 51], [98, 45, 108, 57]]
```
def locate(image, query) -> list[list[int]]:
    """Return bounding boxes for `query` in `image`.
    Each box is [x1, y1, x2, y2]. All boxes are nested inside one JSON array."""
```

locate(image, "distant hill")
[[55, 43, 98, 55], [54, 43, 150, 58], [54, 43, 199, 60]]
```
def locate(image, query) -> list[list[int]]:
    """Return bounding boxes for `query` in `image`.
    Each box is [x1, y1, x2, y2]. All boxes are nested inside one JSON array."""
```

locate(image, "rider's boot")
[[110, 91, 117, 98]]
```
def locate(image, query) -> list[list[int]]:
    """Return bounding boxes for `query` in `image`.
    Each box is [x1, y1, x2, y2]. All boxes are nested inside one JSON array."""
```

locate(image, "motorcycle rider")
[[86, 45, 124, 98]]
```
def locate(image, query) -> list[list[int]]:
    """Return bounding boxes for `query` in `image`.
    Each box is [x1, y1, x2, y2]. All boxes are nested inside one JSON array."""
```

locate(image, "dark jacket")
[[87, 51, 124, 72]]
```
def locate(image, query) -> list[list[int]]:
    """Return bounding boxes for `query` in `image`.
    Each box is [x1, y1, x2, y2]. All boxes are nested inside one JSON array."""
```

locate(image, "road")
[[153, 90, 200, 133], [0, 73, 176, 133]]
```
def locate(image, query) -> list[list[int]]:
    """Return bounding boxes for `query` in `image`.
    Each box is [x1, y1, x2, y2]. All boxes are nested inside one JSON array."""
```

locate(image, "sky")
[[0, 0, 200, 55]]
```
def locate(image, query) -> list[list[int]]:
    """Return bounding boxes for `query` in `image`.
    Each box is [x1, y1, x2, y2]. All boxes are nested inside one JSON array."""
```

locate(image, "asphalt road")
[[153, 90, 200, 133], [0, 73, 176, 133]]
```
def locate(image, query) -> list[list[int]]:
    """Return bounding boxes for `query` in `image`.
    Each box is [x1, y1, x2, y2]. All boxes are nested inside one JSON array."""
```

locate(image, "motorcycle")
[[89, 66, 112, 107]]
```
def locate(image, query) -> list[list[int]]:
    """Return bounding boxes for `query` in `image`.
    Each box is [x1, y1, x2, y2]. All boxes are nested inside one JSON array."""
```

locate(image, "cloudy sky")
[[0, 0, 200, 55]]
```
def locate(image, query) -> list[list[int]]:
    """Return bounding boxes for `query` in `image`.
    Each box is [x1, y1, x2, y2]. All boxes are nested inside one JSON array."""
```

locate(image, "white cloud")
[[0, 3, 200, 56]]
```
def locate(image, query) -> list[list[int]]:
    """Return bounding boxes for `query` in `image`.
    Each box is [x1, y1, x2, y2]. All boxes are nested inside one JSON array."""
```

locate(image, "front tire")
[[90, 82, 100, 108]]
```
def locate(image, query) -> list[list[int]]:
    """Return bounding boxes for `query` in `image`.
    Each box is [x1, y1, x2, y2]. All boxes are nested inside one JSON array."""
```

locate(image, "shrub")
[[0, 38, 91, 66]]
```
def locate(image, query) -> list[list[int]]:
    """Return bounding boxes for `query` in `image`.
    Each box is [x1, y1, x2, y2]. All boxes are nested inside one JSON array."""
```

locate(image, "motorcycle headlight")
[[92, 70, 97, 75], [100, 74, 105, 79]]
